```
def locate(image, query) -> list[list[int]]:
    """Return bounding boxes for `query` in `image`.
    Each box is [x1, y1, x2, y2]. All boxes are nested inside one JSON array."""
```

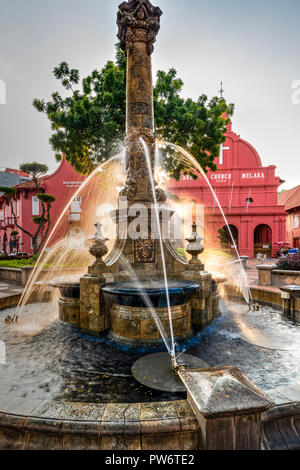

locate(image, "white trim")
[[32, 196, 39, 216]]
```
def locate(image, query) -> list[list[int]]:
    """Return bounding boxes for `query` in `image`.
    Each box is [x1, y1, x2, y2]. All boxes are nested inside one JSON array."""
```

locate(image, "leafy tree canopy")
[[33, 45, 234, 179], [0, 187, 16, 198], [37, 193, 56, 203], [20, 162, 49, 189]]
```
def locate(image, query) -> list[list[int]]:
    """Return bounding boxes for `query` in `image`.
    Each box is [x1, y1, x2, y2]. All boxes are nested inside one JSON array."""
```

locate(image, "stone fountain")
[[58, 0, 220, 350], [1, 1, 281, 451]]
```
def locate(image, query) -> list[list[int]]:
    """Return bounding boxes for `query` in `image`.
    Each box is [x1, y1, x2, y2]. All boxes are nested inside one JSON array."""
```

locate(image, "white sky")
[[0, 0, 299, 190]]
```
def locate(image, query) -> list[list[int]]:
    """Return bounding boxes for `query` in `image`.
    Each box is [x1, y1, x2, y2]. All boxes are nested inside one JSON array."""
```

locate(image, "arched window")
[[218, 224, 239, 250], [254, 224, 272, 257], [254, 224, 272, 245]]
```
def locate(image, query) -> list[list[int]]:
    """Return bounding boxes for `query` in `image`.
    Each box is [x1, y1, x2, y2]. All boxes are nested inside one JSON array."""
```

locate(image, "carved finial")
[[185, 222, 204, 266], [89, 223, 108, 267], [117, 0, 162, 54]]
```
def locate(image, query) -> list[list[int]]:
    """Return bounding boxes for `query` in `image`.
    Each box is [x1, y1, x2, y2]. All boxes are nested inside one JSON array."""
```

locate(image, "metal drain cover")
[[132, 352, 208, 392]]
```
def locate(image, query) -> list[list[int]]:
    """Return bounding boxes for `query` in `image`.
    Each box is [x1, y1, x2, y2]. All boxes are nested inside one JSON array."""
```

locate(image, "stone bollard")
[[178, 366, 273, 450], [257, 264, 275, 286], [279, 286, 300, 322], [240, 256, 249, 270]]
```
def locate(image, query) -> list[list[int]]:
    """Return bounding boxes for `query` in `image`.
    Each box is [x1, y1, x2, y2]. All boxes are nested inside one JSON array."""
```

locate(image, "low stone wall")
[[262, 402, 300, 450], [272, 270, 300, 287], [1, 389, 299, 450], [220, 282, 300, 315], [257, 265, 300, 288], [0, 289, 52, 311], [0, 267, 23, 285], [0, 398, 199, 450], [0, 292, 23, 311], [0, 266, 84, 287]]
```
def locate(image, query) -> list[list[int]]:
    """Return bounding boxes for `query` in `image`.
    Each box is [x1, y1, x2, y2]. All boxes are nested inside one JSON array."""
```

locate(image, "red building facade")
[[0, 120, 287, 259], [278, 186, 300, 249], [0, 159, 85, 254], [168, 120, 286, 258]]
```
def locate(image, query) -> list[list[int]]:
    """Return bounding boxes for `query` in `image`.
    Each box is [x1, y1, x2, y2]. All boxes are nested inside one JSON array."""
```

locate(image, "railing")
[[0, 217, 15, 229]]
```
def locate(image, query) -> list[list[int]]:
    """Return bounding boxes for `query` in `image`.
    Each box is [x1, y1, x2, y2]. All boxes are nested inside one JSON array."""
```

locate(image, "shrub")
[[37, 193, 56, 203], [0, 258, 37, 268], [276, 252, 300, 271]]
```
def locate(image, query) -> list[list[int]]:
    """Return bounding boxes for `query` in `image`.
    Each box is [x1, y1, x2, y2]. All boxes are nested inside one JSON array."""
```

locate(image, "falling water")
[[160, 141, 252, 306], [16, 152, 125, 315], [118, 255, 172, 354], [140, 138, 176, 359]]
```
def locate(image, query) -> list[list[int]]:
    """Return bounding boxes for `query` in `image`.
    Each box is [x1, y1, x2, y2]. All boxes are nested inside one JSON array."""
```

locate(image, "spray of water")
[[118, 255, 172, 354], [159, 141, 252, 306], [15, 153, 124, 317], [140, 138, 176, 359]]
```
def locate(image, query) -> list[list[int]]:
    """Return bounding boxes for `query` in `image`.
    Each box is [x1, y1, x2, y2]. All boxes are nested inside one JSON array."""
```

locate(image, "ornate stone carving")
[[120, 126, 166, 202], [135, 238, 156, 263], [117, 0, 162, 55], [186, 222, 204, 267], [89, 223, 108, 267]]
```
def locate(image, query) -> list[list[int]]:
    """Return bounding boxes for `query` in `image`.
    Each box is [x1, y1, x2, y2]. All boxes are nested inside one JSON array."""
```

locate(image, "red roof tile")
[[278, 185, 300, 207], [14, 178, 46, 190]]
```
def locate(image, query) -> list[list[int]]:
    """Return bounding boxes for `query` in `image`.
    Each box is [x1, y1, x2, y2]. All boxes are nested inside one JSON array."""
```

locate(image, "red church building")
[[168, 119, 286, 258], [0, 119, 287, 259]]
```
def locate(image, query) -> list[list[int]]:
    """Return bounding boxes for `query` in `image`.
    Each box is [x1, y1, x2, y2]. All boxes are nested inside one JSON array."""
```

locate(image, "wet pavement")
[[0, 299, 299, 404]]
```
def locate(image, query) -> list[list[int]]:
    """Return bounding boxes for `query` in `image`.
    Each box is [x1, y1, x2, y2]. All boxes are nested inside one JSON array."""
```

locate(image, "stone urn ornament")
[[186, 222, 204, 267], [89, 222, 108, 267]]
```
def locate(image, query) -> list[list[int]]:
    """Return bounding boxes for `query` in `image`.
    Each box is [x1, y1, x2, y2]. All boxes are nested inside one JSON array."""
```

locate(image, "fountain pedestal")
[[178, 366, 273, 450], [76, 0, 220, 343], [80, 225, 111, 336]]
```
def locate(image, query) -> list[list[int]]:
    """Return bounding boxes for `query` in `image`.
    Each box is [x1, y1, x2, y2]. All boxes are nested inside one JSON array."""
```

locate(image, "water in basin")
[[0, 300, 299, 404]]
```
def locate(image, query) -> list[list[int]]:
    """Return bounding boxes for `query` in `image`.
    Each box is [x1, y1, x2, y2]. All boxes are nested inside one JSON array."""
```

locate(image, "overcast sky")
[[0, 0, 299, 190]]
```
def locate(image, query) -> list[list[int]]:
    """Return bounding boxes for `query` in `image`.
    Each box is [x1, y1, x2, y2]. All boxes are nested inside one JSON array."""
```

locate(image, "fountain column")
[[78, 0, 217, 341], [117, 0, 165, 204]]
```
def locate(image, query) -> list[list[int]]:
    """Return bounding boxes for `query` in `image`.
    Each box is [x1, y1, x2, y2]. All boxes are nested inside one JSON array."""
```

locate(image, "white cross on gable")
[[219, 144, 230, 165]]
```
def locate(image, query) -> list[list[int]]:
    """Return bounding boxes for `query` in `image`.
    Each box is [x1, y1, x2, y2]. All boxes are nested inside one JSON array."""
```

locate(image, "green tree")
[[0, 187, 56, 255], [33, 45, 234, 178], [217, 227, 231, 250], [20, 162, 49, 190]]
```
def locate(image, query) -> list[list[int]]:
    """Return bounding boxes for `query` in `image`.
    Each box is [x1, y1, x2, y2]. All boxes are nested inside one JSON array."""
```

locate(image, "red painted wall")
[[286, 210, 300, 248], [168, 120, 286, 258], [0, 121, 288, 259], [0, 159, 86, 254]]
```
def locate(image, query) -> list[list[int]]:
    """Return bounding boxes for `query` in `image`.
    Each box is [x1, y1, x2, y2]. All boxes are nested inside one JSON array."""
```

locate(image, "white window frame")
[[32, 196, 39, 216], [294, 214, 299, 229], [71, 196, 82, 214]]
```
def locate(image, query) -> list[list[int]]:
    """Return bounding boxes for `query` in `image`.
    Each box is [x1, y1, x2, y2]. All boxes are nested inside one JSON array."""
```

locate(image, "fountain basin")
[[51, 280, 81, 326], [102, 280, 200, 346], [101, 279, 200, 308], [50, 280, 80, 299]]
